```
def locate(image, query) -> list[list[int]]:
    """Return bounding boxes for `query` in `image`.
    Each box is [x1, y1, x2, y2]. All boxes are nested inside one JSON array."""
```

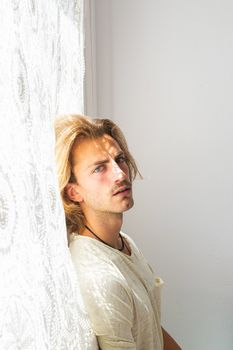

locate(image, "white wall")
[[89, 1, 233, 349]]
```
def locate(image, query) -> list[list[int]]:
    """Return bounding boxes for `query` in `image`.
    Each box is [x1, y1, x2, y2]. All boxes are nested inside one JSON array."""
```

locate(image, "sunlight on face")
[[71, 134, 134, 218]]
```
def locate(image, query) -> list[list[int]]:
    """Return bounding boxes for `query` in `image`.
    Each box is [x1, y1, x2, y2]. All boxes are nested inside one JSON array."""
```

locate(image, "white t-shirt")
[[69, 232, 164, 350]]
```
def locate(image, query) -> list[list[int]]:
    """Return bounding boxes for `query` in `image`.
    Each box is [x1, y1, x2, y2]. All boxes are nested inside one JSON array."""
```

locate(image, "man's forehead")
[[71, 134, 122, 164]]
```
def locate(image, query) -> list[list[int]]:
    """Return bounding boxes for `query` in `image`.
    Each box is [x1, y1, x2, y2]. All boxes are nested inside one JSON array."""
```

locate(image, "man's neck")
[[82, 212, 123, 249]]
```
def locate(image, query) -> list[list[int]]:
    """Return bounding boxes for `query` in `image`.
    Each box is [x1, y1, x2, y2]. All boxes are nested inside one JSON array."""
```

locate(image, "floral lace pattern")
[[0, 1, 97, 349]]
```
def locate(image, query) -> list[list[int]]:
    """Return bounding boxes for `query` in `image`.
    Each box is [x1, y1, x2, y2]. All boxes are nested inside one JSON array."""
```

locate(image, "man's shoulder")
[[69, 235, 125, 273]]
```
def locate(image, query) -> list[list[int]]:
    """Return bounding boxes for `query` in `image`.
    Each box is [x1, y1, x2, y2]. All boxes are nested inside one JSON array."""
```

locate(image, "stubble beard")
[[80, 179, 134, 220], [82, 188, 134, 218]]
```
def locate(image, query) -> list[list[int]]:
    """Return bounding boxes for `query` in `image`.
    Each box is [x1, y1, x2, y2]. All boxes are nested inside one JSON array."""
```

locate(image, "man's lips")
[[113, 185, 131, 196]]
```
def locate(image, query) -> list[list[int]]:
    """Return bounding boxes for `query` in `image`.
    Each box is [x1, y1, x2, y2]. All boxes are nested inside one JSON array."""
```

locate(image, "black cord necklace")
[[84, 224, 125, 251]]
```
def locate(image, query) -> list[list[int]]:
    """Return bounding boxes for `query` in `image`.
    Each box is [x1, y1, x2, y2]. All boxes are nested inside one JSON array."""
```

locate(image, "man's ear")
[[65, 183, 83, 202]]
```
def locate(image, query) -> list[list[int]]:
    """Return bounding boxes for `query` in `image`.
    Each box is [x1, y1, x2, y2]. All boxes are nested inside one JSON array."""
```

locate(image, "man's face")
[[68, 134, 134, 219]]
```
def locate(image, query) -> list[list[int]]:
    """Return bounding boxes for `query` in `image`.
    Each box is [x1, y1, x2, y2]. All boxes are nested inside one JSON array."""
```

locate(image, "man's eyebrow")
[[115, 151, 125, 158], [88, 159, 109, 168], [88, 152, 125, 169]]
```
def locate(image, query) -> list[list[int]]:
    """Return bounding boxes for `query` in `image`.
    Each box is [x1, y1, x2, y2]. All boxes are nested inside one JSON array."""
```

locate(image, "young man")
[[55, 115, 181, 350]]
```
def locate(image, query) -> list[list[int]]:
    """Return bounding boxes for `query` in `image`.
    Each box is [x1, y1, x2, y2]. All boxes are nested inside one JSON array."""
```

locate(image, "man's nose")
[[111, 161, 126, 182]]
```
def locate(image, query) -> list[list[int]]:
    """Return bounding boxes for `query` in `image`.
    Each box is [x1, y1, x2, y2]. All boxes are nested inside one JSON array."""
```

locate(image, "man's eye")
[[116, 156, 126, 164], [94, 165, 104, 173]]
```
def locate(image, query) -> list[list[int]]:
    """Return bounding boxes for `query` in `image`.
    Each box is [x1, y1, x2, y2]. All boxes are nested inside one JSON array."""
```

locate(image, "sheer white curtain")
[[0, 1, 97, 348]]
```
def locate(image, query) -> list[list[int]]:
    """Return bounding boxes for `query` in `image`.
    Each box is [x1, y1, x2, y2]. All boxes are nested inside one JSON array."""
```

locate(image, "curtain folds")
[[0, 1, 97, 348]]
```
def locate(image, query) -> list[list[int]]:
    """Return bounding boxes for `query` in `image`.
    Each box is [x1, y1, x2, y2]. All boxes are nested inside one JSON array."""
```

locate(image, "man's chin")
[[122, 198, 134, 212]]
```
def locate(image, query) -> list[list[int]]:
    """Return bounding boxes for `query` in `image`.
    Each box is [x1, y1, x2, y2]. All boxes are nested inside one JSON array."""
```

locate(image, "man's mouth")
[[113, 185, 131, 196]]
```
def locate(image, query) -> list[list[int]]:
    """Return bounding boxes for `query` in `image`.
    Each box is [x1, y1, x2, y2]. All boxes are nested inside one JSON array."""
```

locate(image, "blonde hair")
[[55, 114, 139, 235]]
